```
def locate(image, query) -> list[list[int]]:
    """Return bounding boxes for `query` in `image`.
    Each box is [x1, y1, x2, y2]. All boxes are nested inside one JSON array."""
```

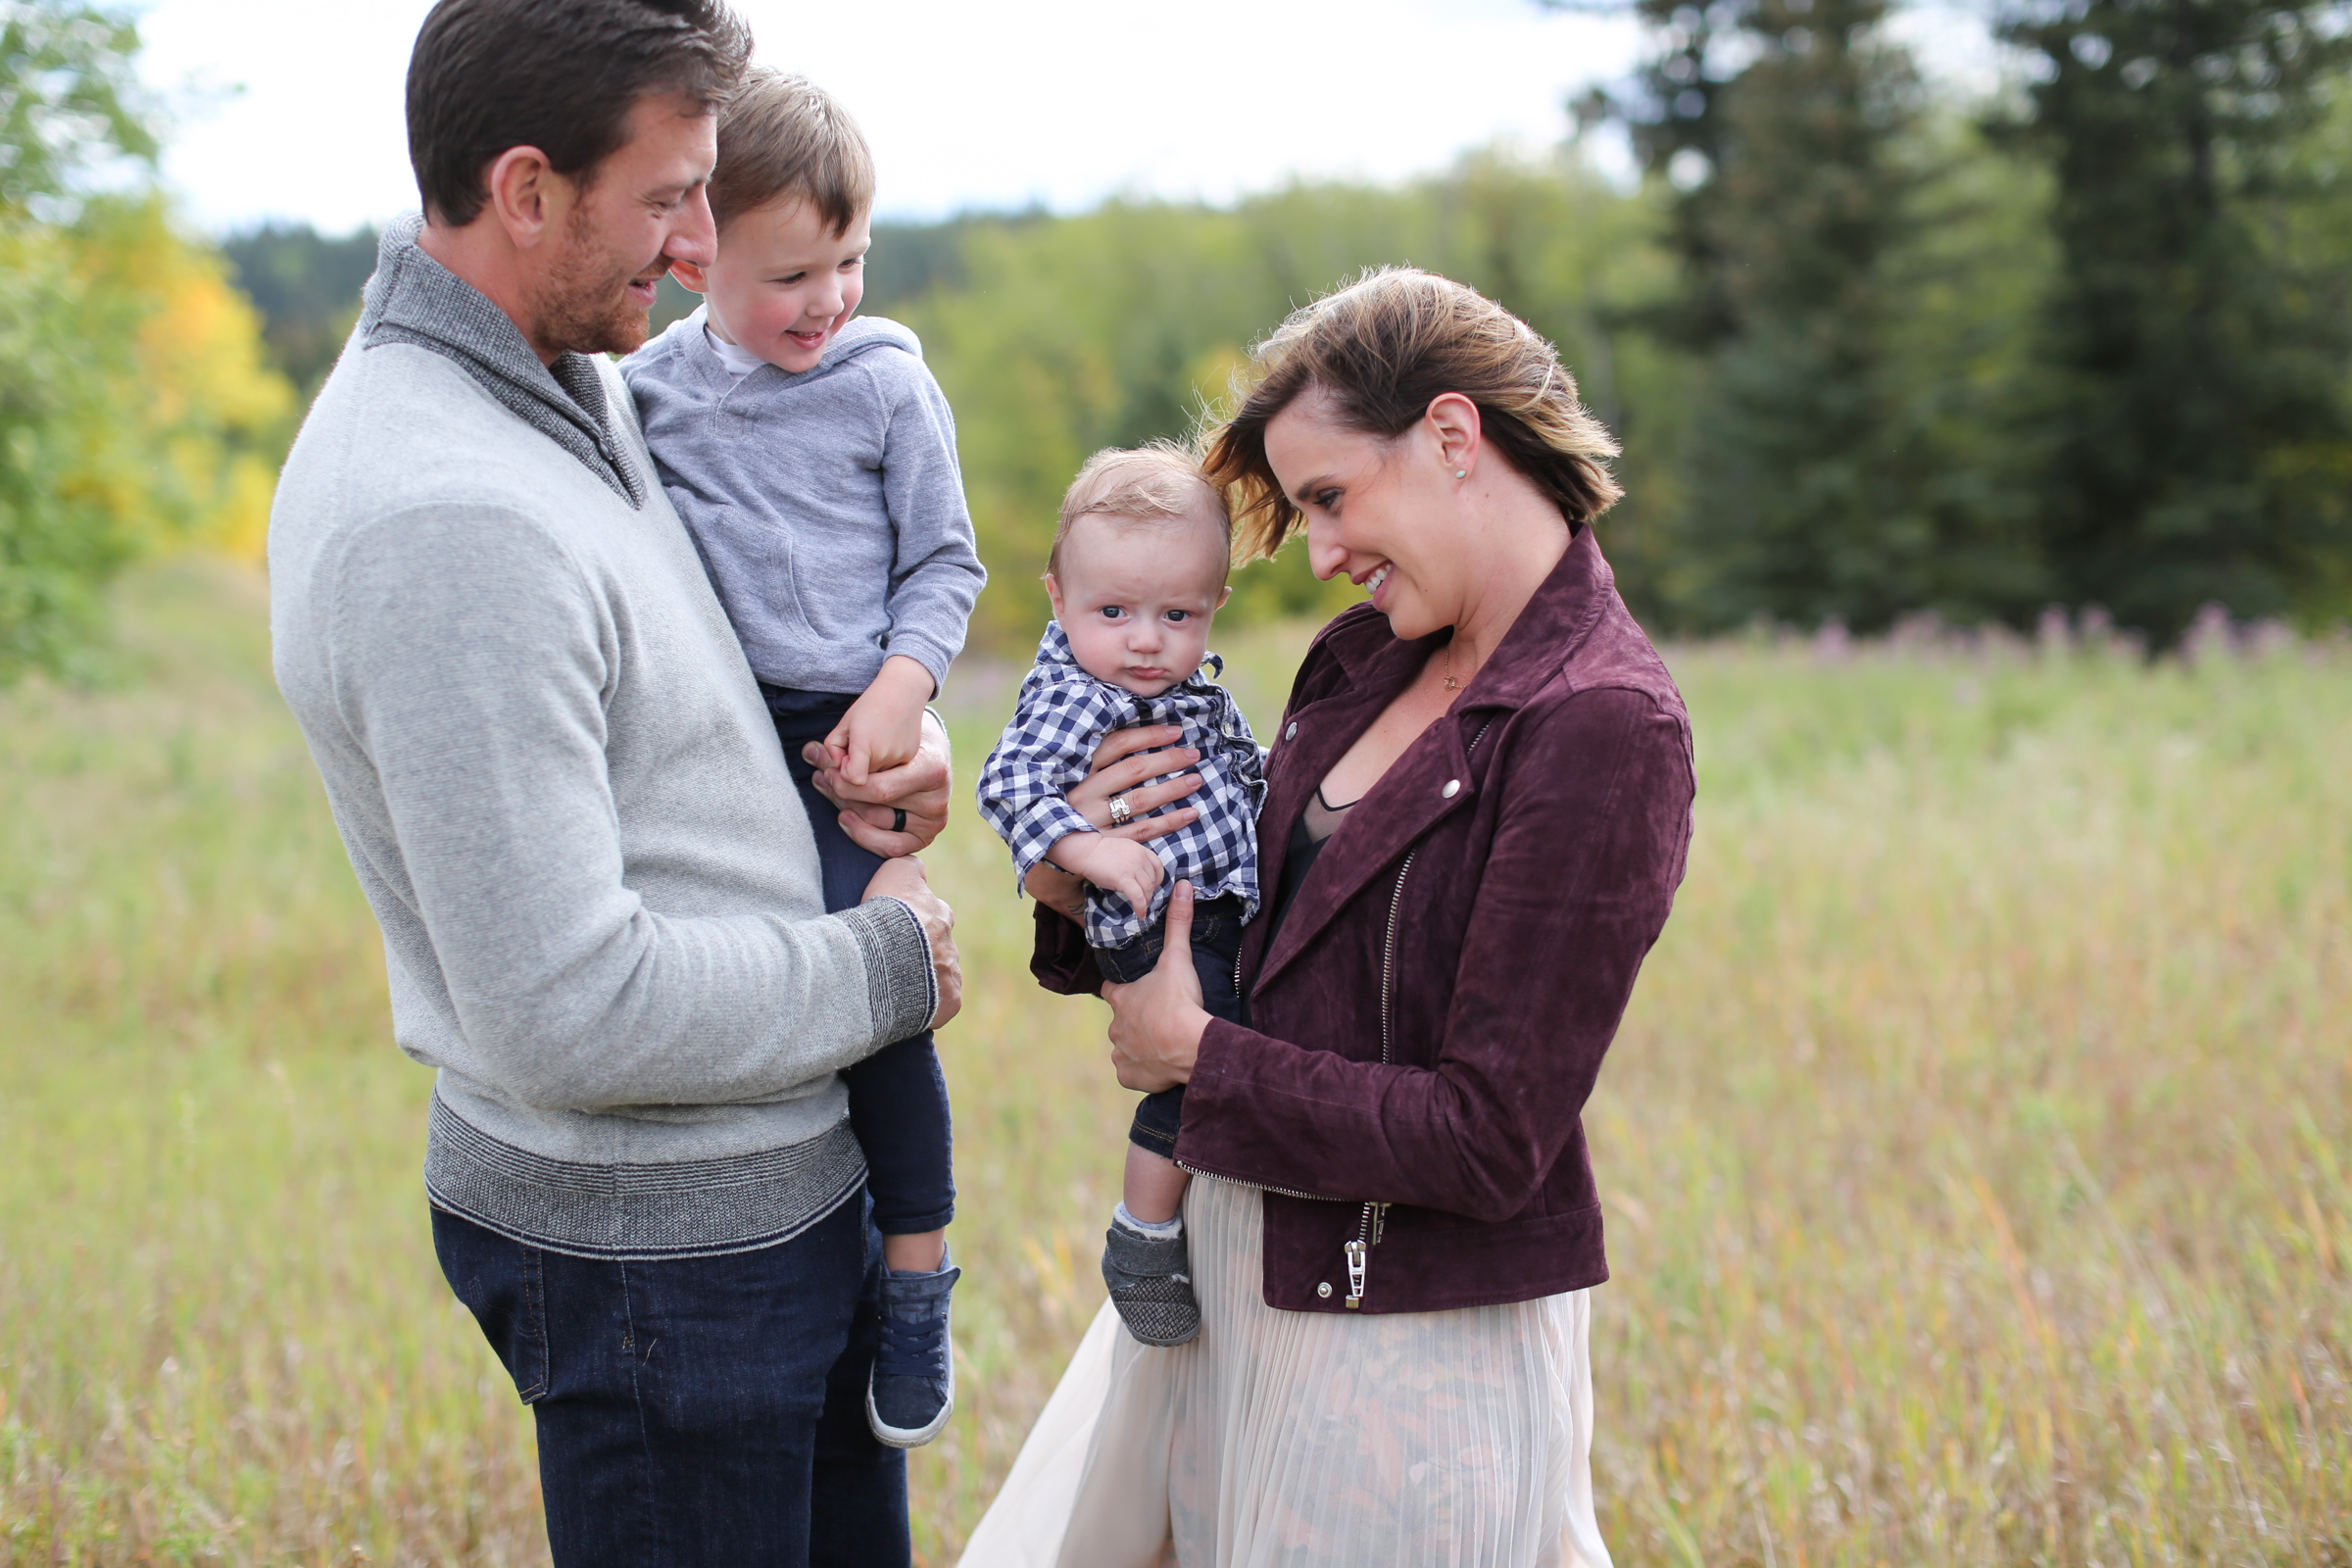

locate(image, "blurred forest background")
[[4, 4, 2349, 1563], [7, 0, 2352, 678]]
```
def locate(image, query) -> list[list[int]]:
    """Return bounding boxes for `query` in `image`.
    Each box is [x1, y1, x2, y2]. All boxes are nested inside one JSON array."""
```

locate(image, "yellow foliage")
[[74, 199, 297, 563]]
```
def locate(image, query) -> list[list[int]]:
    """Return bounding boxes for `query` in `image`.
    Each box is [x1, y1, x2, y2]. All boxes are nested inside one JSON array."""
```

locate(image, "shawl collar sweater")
[[270, 219, 935, 1259]]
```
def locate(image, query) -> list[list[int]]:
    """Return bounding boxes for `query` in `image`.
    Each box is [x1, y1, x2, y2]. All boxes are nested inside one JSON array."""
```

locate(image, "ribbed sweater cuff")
[[840, 897, 936, 1043]]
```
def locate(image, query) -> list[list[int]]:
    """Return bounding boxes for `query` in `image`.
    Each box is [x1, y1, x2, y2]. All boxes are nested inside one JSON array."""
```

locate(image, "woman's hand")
[[1025, 724, 1208, 919], [1102, 880, 1211, 1093], [808, 709, 952, 856], [862, 856, 962, 1031]]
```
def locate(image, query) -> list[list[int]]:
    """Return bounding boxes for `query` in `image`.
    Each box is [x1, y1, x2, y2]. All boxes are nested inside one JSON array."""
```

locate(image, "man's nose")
[[667, 186, 718, 269]]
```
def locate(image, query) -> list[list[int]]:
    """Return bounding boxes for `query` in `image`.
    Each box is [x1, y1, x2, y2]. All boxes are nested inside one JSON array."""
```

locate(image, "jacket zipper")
[[1183, 715, 1498, 1307], [1346, 716, 1494, 1309]]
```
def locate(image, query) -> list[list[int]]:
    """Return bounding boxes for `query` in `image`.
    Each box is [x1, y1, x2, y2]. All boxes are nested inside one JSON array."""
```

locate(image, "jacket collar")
[[1247, 526, 1615, 994], [360, 214, 645, 508]]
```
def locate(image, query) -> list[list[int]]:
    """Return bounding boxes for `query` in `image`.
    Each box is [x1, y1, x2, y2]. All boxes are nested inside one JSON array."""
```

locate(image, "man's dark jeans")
[[432, 1194, 908, 1567]]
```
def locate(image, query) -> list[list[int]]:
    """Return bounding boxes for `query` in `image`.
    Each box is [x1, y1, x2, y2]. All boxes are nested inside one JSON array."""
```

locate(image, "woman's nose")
[[1304, 520, 1346, 582]]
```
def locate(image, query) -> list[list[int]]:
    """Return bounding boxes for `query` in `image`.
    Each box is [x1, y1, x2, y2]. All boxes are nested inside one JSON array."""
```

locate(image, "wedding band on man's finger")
[[892, 808, 907, 834], [1107, 794, 1133, 826]]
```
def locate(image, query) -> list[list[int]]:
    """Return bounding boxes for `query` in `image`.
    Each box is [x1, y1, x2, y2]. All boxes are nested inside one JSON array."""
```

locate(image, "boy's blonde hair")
[[1048, 443, 1232, 581], [709, 69, 874, 233]]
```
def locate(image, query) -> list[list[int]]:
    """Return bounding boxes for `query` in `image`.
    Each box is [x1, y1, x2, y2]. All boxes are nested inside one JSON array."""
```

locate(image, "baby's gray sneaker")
[[1102, 1215, 1200, 1347]]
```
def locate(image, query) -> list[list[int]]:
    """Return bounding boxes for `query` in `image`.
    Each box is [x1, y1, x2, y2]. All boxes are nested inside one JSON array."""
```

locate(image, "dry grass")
[[1, 561, 2345, 1564]]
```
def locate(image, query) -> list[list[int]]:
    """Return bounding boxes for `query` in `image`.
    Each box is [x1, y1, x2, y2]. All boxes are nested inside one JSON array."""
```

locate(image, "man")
[[269, 3, 960, 1562]]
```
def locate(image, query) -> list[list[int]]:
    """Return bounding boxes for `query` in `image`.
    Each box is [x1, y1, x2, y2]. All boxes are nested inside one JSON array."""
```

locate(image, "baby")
[[621, 71, 986, 1447], [977, 445, 1264, 1348]]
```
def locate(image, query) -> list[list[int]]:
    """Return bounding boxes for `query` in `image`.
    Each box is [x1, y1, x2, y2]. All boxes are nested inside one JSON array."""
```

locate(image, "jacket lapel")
[[1251, 709, 1483, 994]]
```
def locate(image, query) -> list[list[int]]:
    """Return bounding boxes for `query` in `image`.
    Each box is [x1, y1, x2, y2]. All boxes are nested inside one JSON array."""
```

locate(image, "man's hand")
[[1048, 830, 1166, 915], [862, 856, 961, 1031], [808, 708, 952, 857], [824, 655, 932, 788]]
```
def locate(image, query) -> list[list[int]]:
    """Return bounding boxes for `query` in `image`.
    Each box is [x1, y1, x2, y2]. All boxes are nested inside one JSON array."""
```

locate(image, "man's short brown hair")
[[1048, 443, 1233, 580], [708, 69, 875, 233], [407, 0, 750, 227]]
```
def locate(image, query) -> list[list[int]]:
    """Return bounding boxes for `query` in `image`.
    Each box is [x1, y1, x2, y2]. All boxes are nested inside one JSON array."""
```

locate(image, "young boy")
[[976, 445, 1264, 1348], [621, 71, 986, 1447]]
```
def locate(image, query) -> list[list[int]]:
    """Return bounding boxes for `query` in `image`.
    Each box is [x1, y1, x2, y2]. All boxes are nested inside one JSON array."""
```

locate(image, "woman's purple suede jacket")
[[1030, 527, 1696, 1315]]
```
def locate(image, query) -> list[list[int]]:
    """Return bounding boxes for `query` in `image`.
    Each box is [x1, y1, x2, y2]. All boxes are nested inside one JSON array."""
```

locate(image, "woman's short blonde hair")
[[1048, 442, 1232, 580], [1202, 268, 1623, 561]]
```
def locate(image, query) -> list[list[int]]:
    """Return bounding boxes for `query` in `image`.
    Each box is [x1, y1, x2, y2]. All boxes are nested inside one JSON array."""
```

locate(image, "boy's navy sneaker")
[[867, 1255, 958, 1447]]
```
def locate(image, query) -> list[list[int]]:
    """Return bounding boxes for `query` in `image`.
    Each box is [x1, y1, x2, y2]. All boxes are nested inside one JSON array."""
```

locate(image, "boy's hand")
[[828, 656, 934, 788], [1048, 830, 1166, 915], [804, 710, 952, 857]]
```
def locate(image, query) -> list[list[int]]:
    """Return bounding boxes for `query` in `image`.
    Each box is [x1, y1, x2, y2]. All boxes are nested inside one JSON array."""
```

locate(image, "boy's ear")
[[668, 258, 711, 294], [1215, 584, 1232, 610], [1044, 572, 1065, 622]]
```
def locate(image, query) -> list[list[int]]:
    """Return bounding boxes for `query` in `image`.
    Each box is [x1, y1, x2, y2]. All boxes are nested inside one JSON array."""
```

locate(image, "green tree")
[[1997, 0, 2352, 641], [0, 1, 155, 679], [891, 157, 1663, 649], [1593, 0, 2052, 631], [0, 2, 295, 681]]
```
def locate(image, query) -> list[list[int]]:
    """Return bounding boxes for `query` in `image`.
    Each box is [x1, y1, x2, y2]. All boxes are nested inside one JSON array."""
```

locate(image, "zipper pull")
[[1344, 1239, 1367, 1308]]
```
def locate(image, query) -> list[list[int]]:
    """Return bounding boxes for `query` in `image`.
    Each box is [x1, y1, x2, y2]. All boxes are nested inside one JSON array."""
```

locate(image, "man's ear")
[[484, 144, 562, 250], [1044, 572, 1065, 623], [668, 257, 711, 294]]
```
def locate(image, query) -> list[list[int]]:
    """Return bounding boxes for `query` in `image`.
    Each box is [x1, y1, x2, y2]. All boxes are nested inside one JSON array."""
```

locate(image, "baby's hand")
[[1049, 831, 1166, 915], [829, 656, 933, 787]]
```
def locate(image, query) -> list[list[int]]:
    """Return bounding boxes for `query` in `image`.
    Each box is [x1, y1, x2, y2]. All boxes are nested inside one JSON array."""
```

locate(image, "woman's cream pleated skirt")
[[956, 1177, 1613, 1568]]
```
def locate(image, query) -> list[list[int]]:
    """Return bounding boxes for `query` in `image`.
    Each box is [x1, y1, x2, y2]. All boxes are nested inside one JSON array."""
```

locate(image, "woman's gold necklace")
[[1441, 638, 1479, 692]]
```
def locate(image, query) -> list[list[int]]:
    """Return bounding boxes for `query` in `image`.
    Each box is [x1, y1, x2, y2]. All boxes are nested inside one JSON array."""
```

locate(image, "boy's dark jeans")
[[1092, 894, 1247, 1156], [433, 1195, 906, 1568], [765, 686, 955, 1239]]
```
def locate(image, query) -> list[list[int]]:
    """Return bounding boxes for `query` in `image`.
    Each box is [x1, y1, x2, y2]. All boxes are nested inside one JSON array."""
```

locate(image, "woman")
[[962, 269, 1694, 1568]]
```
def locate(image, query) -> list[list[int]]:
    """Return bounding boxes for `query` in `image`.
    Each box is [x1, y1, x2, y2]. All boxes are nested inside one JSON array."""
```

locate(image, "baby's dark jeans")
[[1091, 894, 1248, 1158], [765, 685, 955, 1239]]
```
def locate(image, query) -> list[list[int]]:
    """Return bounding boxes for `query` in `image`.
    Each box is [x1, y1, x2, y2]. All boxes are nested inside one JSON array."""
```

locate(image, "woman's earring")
[[1454, 469, 1467, 479]]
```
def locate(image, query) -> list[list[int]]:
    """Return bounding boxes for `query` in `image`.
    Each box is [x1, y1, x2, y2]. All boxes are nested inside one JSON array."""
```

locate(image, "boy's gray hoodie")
[[622, 307, 985, 698]]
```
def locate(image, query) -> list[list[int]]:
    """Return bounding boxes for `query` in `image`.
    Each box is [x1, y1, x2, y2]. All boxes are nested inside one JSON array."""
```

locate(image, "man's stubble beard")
[[527, 198, 656, 359]]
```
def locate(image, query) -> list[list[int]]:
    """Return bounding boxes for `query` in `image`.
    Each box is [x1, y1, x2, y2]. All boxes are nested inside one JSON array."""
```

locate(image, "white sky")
[[131, 0, 2008, 237], [132, 0, 1652, 236]]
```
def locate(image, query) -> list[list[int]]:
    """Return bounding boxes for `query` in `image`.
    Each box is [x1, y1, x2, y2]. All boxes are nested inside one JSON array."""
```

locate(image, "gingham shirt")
[[977, 623, 1265, 949]]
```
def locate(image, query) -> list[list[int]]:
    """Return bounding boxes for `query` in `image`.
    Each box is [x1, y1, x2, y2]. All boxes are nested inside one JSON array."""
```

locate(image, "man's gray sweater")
[[270, 218, 937, 1259], [622, 306, 984, 697]]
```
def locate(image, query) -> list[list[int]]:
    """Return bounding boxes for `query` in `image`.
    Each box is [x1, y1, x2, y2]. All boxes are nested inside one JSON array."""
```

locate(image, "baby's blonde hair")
[[1047, 442, 1233, 581]]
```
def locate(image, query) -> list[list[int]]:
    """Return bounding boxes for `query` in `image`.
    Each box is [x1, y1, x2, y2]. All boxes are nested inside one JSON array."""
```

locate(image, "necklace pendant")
[[1443, 674, 1460, 690]]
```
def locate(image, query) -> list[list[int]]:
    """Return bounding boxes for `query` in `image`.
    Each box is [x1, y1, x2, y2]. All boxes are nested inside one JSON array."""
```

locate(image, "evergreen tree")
[[1601, 0, 2013, 632], [1998, 0, 2352, 640]]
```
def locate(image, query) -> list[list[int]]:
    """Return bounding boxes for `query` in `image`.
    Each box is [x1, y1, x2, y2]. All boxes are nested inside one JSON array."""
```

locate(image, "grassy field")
[[2, 559, 2347, 1565]]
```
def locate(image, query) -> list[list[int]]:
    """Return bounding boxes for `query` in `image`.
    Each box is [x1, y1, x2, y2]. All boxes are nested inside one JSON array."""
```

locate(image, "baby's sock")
[[1114, 1201, 1182, 1239]]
